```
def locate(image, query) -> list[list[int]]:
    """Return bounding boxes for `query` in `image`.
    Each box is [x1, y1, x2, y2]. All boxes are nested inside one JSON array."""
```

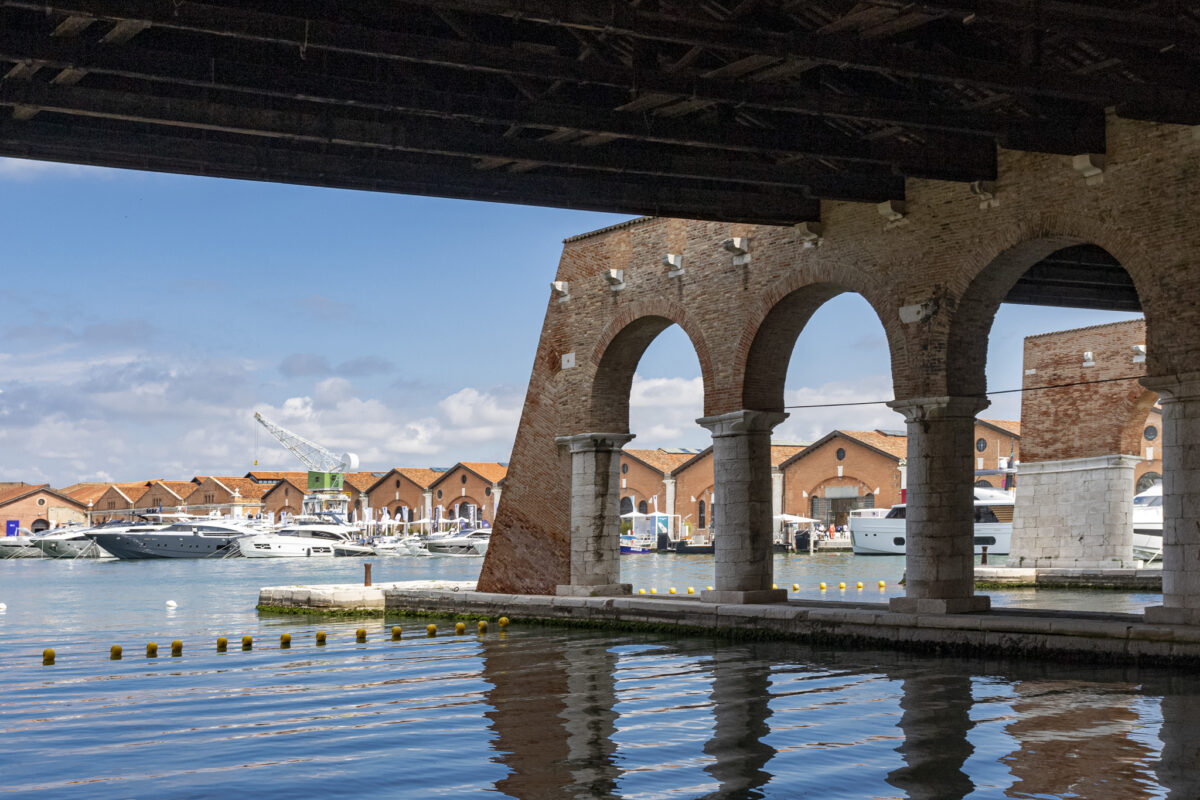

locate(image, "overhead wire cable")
[[781, 374, 1147, 410]]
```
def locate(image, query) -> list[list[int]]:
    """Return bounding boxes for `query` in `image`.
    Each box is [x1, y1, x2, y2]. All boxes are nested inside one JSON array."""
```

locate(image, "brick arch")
[[587, 300, 715, 433], [1119, 390, 1161, 457], [737, 275, 898, 413], [945, 212, 1159, 398]]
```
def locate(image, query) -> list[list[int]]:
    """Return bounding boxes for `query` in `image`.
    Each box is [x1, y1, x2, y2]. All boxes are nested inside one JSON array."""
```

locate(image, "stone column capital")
[[554, 431, 635, 453], [696, 409, 788, 437], [886, 395, 989, 424], [1141, 371, 1200, 404]]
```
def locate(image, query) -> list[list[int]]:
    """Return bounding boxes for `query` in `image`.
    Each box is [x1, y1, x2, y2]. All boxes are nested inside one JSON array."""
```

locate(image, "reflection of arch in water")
[[700, 650, 775, 799], [480, 634, 619, 798], [886, 674, 975, 800]]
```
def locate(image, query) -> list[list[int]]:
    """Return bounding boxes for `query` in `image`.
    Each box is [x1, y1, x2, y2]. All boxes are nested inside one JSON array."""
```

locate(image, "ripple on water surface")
[[0, 557, 1186, 798]]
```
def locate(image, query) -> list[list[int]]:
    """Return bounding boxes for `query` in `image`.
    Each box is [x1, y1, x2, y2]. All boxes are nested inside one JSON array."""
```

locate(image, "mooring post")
[[980, 546, 988, 566], [364, 562, 372, 587]]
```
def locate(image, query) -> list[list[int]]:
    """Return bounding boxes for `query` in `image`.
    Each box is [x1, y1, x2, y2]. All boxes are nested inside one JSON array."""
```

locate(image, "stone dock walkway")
[[259, 583, 1196, 666]]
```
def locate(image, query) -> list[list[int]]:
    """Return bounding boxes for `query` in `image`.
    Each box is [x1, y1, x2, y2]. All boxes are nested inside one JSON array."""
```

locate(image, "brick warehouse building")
[[478, 114, 1200, 623], [1010, 319, 1164, 568]]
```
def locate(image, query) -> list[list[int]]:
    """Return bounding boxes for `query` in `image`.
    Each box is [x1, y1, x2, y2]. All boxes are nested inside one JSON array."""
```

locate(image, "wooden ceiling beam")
[[0, 116, 823, 225]]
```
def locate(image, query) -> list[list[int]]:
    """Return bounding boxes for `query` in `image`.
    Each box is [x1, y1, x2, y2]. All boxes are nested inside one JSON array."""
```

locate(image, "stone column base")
[[701, 588, 788, 605], [1143, 605, 1200, 626], [556, 583, 632, 597], [889, 596, 991, 614]]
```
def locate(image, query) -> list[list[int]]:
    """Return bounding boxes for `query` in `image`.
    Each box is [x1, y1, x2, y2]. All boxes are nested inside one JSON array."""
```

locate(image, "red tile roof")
[[59, 482, 111, 504], [979, 418, 1021, 437], [459, 462, 509, 484], [624, 449, 695, 475], [770, 445, 807, 467], [0, 483, 49, 505], [343, 472, 378, 491], [838, 430, 909, 460], [395, 468, 442, 489], [209, 477, 271, 499]]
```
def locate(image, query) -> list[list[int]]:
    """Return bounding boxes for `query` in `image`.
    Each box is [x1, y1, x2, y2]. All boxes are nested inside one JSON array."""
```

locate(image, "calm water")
[[0, 556, 1182, 799]]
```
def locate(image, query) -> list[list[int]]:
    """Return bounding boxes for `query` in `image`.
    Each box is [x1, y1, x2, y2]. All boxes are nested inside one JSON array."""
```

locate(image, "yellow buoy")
[[819, 582, 827, 591], [650, 588, 657, 594], [110, 644, 122, 660], [316, 631, 326, 646], [687, 587, 694, 595], [838, 582, 846, 590], [638, 588, 646, 594], [706, 586, 714, 591], [426, 624, 438, 637], [242, 635, 253, 651], [856, 582, 864, 590], [280, 633, 292, 649], [477, 620, 488, 633], [392, 626, 403, 640], [772, 583, 778, 590], [42, 648, 55, 665], [455, 622, 466, 635], [171, 640, 183, 657], [498, 617, 509, 628], [217, 636, 228, 652], [878, 580, 886, 589], [146, 642, 158, 658], [356, 627, 367, 643], [669, 587, 676, 594], [792, 583, 799, 591]]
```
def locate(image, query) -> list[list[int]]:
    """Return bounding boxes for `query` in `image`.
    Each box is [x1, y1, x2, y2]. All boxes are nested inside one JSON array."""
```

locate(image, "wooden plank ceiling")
[[0, 1, 1196, 228]]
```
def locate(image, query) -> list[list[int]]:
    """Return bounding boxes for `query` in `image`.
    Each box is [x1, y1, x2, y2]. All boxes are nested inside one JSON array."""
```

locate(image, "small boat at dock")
[[851, 487, 1015, 555]]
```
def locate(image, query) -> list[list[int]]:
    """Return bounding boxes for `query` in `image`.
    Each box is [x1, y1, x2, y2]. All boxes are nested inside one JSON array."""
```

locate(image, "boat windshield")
[[1134, 495, 1163, 507], [885, 506, 906, 520]]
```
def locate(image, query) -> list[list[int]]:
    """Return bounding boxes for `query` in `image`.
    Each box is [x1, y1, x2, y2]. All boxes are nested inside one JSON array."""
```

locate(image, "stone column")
[[698, 410, 788, 604], [771, 467, 784, 540], [887, 396, 991, 614], [555, 432, 635, 597], [663, 476, 677, 531], [1142, 373, 1200, 625]]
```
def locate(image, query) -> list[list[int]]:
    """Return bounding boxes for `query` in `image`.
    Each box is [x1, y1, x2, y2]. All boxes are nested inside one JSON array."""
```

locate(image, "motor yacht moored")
[[422, 529, 490, 556], [1132, 482, 1163, 562], [238, 514, 374, 557], [90, 517, 263, 559], [850, 487, 1015, 555], [0, 530, 46, 559], [33, 524, 114, 559]]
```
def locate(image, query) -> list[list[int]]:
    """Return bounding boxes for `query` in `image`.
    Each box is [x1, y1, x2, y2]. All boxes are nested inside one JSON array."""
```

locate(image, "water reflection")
[[481, 634, 620, 799], [887, 674, 975, 799], [477, 632, 1192, 799], [702, 652, 775, 799]]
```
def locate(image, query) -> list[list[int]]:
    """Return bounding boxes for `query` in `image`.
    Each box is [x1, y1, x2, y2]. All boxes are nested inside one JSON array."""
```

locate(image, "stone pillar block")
[[887, 396, 990, 614], [1142, 372, 1200, 623], [697, 409, 788, 603], [554, 432, 635, 597]]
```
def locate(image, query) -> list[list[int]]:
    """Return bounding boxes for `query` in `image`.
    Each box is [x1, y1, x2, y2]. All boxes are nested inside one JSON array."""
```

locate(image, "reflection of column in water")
[[1150, 677, 1200, 800], [701, 650, 775, 799], [480, 633, 619, 799], [886, 675, 975, 800], [562, 640, 621, 796], [1002, 680, 1154, 799]]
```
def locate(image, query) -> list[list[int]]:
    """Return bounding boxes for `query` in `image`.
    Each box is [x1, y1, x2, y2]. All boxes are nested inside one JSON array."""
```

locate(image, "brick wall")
[[782, 435, 904, 517], [1020, 319, 1152, 463], [0, 489, 86, 531], [481, 115, 1200, 594]]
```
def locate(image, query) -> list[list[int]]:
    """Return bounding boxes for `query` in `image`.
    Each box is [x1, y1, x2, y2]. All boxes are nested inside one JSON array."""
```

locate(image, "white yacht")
[[0, 529, 45, 559], [850, 487, 1015, 555], [422, 528, 490, 556], [33, 523, 114, 559], [1132, 482, 1163, 561], [239, 514, 374, 558], [91, 517, 264, 559]]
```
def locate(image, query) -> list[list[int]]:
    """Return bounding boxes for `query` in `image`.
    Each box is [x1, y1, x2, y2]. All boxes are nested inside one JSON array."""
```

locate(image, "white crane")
[[253, 412, 359, 475]]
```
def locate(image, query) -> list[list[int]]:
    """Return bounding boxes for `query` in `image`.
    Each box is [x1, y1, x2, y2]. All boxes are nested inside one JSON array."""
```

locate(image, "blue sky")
[[0, 157, 1140, 485]]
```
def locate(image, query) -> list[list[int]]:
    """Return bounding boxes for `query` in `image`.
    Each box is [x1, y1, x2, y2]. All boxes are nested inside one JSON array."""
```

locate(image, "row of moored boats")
[[0, 513, 490, 560]]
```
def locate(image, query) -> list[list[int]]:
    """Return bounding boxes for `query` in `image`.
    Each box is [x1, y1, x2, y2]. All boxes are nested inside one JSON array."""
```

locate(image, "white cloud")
[[775, 375, 900, 443]]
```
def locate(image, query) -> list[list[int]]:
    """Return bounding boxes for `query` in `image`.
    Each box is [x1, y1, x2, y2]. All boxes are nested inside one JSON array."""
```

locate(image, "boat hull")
[[240, 535, 373, 557], [34, 538, 111, 559], [0, 539, 45, 559], [851, 518, 1012, 555], [90, 532, 242, 559]]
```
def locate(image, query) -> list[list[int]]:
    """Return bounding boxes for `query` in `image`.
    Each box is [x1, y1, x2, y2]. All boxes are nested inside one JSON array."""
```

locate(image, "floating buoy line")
[[35, 620, 507, 664]]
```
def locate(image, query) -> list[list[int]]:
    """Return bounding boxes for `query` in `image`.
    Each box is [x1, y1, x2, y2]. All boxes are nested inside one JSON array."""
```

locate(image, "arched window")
[[1137, 472, 1162, 493], [638, 500, 648, 514], [975, 479, 993, 488], [698, 500, 706, 529], [620, 496, 633, 515]]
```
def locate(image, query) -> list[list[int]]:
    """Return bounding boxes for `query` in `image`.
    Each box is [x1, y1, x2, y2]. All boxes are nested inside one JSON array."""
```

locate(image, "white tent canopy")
[[775, 514, 819, 524]]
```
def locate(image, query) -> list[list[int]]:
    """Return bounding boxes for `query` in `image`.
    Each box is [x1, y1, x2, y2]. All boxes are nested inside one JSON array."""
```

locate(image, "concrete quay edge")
[[371, 589, 1200, 666], [256, 583, 1200, 665], [974, 566, 1162, 590]]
